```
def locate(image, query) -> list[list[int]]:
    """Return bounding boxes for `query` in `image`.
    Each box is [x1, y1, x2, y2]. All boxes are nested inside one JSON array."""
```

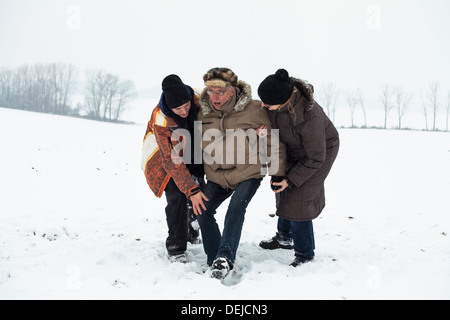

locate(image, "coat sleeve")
[[264, 128, 287, 176], [258, 107, 287, 177], [287, 117, 326, 187], [153, 125, 200, 198]]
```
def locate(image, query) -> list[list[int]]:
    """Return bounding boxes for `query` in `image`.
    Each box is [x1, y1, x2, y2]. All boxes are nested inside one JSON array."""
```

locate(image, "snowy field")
[[0, 107, 449, 300]]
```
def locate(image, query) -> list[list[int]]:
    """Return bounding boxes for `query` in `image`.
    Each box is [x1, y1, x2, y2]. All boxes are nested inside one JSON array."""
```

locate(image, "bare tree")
[[114, 80, 137, 121], [0, 63, 78, 115], [103, 73, 119, 120], [421, 93, 429, 131], [85, 69, 107, 119], [356, 88, 367, 128], [318, 83, 339, 122], [394, 86, 412, 130], [346, 89, 358, 128], [446, 90, 450, 132], [0, 67, 13, 109], [34, 64, 53, 113], [15, 65, 31, 110], [49, 63, 77, 114], [380, 84, 394, 129], [1, 63, 136, 122], [84, 69, 136, 121], [426, 82, 439, 131], [11, 67, 24, 110]]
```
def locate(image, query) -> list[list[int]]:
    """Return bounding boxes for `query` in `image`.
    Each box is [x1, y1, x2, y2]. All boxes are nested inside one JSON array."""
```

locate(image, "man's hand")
[[190, 191, 209, 215]]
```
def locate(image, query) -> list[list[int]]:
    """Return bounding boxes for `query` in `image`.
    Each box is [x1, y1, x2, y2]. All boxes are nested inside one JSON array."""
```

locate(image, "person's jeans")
[[276, 217, 315, 262], [197, 178, 262, 265]]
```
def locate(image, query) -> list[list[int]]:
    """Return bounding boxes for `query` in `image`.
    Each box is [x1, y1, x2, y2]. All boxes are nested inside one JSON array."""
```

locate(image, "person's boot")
[[290, 256, 313, 267], [168, 252, 189, 264], [259, 236, 293, 250], [210, 256, 233, 280]]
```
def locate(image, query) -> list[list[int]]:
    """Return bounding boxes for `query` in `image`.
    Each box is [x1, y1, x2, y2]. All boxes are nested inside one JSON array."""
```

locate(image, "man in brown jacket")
[[196, 68, 286, 279]]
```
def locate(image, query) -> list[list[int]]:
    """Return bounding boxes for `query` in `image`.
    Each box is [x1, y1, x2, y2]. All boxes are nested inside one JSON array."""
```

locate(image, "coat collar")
[[292, 77, 314, 111]]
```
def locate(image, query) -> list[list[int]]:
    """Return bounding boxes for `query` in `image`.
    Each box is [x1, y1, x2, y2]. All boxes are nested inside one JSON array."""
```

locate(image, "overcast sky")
[[1, 0, 449, 100]]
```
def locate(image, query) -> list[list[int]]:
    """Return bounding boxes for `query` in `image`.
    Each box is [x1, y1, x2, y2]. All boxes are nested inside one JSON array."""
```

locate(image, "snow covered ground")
[[0, 107, 449, 300]]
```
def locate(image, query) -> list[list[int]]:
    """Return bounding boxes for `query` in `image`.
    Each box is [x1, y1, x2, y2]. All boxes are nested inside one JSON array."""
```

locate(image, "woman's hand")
[[271, 179, 289, 193], [256, 124, 269, 138]]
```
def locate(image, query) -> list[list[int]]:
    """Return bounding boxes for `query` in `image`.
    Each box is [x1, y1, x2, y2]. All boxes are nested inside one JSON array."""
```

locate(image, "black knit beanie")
[[162, 74, 191, 109], [258, 69, 294, 105]]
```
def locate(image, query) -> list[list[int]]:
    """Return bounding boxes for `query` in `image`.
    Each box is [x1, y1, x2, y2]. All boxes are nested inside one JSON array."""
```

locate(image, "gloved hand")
[[271, 176, 285, 191]]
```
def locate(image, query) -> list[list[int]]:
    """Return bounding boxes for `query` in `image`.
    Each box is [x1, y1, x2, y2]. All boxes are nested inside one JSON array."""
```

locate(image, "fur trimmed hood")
[[292, 77, 315, 111], [199, 80, 253, 115]]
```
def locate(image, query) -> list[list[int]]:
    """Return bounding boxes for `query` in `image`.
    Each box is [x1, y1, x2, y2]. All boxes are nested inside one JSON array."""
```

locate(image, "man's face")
[[172, 101, 191, 118], [206, 86, 235, 111]]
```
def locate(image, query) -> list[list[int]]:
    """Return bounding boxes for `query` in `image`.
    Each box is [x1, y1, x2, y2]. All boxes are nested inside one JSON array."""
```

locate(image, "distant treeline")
[[0, 63, 136, 122], [1, 63, 448, 130], [317, 82, 449, 132]]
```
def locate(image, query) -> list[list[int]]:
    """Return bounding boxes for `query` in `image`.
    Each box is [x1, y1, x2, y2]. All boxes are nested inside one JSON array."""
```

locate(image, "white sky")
[[1, 0, 449, 100]]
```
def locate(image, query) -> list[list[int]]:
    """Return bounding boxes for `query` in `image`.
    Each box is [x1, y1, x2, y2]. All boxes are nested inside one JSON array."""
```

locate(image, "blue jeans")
[[197, 178, 262, 265], [276, 217, 315, 262]]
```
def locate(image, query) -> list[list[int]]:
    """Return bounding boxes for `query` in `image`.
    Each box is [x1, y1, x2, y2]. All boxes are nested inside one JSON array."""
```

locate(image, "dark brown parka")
[[268, 78, 340, 221]]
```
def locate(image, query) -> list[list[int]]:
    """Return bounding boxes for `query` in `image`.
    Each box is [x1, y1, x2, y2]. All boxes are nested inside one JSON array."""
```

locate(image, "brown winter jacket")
[[269, 78, 340, 221], [141, 97, 201, 199], [198, 80, 286, 189]]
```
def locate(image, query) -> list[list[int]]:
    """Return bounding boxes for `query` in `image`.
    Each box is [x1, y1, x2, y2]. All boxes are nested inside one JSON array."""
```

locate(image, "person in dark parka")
[[257, 69, 340, 266]]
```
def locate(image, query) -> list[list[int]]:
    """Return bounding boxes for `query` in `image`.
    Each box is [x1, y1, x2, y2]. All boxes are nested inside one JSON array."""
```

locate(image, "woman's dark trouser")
[[277, 217, 315, 262]]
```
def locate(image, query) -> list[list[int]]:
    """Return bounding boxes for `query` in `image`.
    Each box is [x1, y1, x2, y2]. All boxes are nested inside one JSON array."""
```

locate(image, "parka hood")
[[292, 77, 315, 111]]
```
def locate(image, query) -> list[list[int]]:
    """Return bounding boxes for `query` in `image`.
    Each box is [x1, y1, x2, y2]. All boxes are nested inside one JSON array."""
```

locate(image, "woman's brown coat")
[[269, 78, 340, 221]]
